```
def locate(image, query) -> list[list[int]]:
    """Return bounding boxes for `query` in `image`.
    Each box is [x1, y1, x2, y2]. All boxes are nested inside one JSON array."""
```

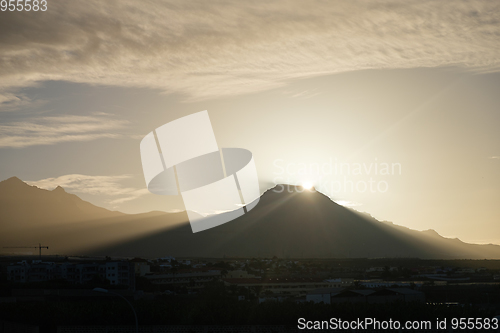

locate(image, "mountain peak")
[[423, 229, 440, 235], [7, 176, 22, 182], [52, 186, 66, 193], [263, 184, 342, 207], [266, 184, 325, 195], [3, 176, 24, 183], [0, 176, 30, 189]]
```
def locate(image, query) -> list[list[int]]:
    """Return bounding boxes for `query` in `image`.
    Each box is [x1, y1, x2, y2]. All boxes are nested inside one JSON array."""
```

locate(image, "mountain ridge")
[[0, 176, 125, 225], [1, 177, 499, 259], [91, 184, 500, 259]]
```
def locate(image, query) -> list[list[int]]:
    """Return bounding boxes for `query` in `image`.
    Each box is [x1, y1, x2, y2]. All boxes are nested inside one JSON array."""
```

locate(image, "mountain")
[[91, 185, 500, 259], [1, 177, 500, 259], [0, 177, 188, 255], [0, 177, 124, 225]]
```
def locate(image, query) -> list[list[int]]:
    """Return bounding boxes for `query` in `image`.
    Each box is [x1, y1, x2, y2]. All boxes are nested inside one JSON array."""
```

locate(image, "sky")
[[1, 0, 499, 244]]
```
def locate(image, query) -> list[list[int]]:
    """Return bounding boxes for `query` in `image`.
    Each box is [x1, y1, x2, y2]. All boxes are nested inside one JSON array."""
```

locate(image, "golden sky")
[[1, 0, 499, 244]]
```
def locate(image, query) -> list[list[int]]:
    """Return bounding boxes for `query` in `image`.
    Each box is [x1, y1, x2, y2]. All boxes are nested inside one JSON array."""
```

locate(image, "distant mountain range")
[[1, 176, 500, 259]]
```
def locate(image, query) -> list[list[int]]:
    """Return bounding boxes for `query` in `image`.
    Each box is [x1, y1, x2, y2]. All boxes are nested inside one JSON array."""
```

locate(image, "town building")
[[324, 278, 353, 288], [223, 277, 330, 296], [6, 260, 135, 290], [307, 287, 425, 304], [145, 270, 221, 291], [129, 258, 151, 277], [359, 280, 424, 289]]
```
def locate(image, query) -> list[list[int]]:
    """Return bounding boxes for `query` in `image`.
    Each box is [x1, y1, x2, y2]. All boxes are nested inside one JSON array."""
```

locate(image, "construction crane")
[[3, 243, 49, 260]]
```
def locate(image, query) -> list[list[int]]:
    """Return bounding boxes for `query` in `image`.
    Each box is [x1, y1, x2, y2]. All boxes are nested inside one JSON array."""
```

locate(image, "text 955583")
[[1, 0, 47, 11]]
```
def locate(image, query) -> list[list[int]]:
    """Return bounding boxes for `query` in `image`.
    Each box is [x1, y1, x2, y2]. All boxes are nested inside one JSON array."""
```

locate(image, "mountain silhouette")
[[91, 184, 500, 259], [0, 177, 124, 225], [0, 177, 188, 255], [1, 177, 500, 259]]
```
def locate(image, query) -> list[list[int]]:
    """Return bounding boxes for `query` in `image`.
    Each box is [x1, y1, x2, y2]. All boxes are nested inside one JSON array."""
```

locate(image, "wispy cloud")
[[334, 200, 363, 208], [0, 92, 34, 111], [489, 156, 500, 159], [166, 209, 183, 213], [0, 0, 499, 100], [283, 89, 322, 99], [27, 174, 149, 205], [0, 114, 128, 148]]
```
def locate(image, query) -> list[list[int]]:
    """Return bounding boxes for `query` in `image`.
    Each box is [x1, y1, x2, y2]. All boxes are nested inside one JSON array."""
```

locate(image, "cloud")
[[0, 0, 499, 101], [334, 200, 363, 208], [0, 92, 34, 111], [166, 209, 184, 213], [284, 89, 322, 99], [27, 174, 149, 204], [0, 114, 128, 148], [489, 156, 500, 159]]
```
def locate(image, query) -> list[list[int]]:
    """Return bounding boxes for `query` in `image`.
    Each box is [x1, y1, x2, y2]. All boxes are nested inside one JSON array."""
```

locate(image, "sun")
[[302, 181, 313, 190]]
